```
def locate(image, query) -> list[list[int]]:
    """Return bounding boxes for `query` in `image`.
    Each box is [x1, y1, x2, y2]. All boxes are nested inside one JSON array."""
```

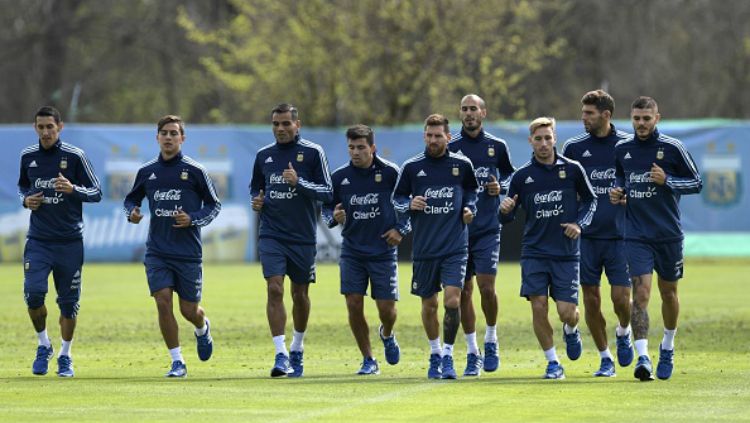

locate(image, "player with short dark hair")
[[393, 114, 478, 379], [561, 90, 634, 377], [19, 105, 102, 377], [250, 103, 333, 378], [124, 115, 221, 378], [610, 96, 702, 381], [323, 124, 410, 375]]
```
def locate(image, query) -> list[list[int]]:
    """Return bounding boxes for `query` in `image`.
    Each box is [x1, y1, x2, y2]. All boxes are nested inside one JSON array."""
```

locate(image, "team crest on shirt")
[[296, 152, 304, 162], [656, 148, 664, 160], [375, 172, 382, 183], [488, 147, 495, 157], [559, 169, 566, 179], [452, 167, 459, 176], [60, 157, 68, 169], [180, 170, 189, 180]]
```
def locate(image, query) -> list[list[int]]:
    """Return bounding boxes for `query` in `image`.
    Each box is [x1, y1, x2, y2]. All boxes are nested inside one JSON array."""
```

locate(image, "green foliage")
[[179, 0, 567, 125], [0, 261, 748, 421]]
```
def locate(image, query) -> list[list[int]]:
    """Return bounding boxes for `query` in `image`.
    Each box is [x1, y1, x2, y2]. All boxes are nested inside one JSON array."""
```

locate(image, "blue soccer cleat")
[[463, 352, 483, 377], [563, 326, 583, 361], [166, 360, 187, 378], [32, 345, 54, 375], [289, 350, 304, 378], [657, 344, 674, 380], [357, 357, 380, 375], [427, 353, 442, 379], [441, 355, 457, 379], [544, 360, 565, 379], [616, 332, 634, 367], [483, 342, 500, 372], [634, 355, 655, 381], [270, 353, 291, 377], [57, 355, 74, 378], [195, 319, 213, 361], [380, 325, 400, 365], [594, 357, 616, 377]]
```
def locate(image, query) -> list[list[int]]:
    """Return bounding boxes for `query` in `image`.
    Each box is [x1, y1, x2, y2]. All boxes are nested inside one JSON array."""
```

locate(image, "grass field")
[[1, 260, 749, 422]]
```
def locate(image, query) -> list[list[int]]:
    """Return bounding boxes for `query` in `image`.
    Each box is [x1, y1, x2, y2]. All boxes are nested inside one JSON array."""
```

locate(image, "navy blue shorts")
[[520, 258, 580, 304], [144, 254, 203, 302], [340, 256, 399, 300], [23, 238, 83, 309], [579, 238, 630, 287], [465, 232, 500, 280], [411, 253, 467, 298], [626, 240, 684, 281], [259, 238, 316, 284]]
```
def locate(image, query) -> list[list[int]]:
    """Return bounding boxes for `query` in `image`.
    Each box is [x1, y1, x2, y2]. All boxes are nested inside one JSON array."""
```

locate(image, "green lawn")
[[0, 261, 748, 422]]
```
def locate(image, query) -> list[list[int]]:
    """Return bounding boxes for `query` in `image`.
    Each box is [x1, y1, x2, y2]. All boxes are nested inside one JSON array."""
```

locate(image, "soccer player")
[[610, 96, 702, 381], [448, 94, 515, 376], [124, 115, 221, 378], [500, 117, 596, 380], [561, 90, 634, 377], [249, 103, 333, 378], [322, 124, 410, 375], [18, 106, 102, 378], [393, 114, 478, 380]]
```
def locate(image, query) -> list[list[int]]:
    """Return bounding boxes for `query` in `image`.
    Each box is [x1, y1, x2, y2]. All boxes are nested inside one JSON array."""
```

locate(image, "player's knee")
[[659, 288, 678, 302], [59, 301, 80, 319], [559, 308, 578, 325], [345, 295, 364, 312], [25, 292, 46, 310], [477, 283, 495, 299]]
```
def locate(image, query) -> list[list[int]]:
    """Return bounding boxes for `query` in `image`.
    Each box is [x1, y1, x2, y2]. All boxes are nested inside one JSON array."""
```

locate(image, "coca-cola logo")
[[350, 193, 379, 205], [153, 189, 182, 201], [34, 178, 56, 189], [534, 190, 562, 204], [269, 174, 286, 184], [629, 172, 653, 183], [475, 167, 490, 178], [424, 187, 454, 199], [589, 168, 616, 180]]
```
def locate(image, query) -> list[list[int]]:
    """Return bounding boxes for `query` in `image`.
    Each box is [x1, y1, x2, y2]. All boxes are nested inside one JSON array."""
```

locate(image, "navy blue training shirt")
[[501, 152, 597, 260], [18, 139, 102, 241], [448, 128, 515, 238], [614, 129, 702, 243], [323, 154, 410, 260], [124, 151, 221, 261], [393, 149, 478, 261], [561, 124, 630, 240], [249, 134, 333, 245]]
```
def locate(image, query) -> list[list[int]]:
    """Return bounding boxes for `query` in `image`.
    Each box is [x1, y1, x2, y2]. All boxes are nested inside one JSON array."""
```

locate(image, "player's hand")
[[128, 206, 144, 224], [252, 189, 264, 211], [283, 162, 298, 186], [54, 172, 74, 194], [499, 194, 518, 215], [381, 228, 403, 246], [561, 222, 581, 239], [485, 174, 500, 196], [410, 195, 427, 211], [24, 192, 43, 211], [462, 207, 474, 224], [172, 209, 192, 228], [650, 163, 666, 185], [609, 187, 626, 205], [333, 203, 346, 224]]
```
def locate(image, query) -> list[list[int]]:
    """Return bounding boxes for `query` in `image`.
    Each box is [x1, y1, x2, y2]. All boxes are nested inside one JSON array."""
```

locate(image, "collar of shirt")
[[460, 127, 485, 142], [38, 138, 62, 154], [531, 149, 564, 170], [276, 134, 301, 150], [423, 148, 449, 162], [636, 128, 660, 145], [589, 123, 620, 142], [158, 150, 183, 165]]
